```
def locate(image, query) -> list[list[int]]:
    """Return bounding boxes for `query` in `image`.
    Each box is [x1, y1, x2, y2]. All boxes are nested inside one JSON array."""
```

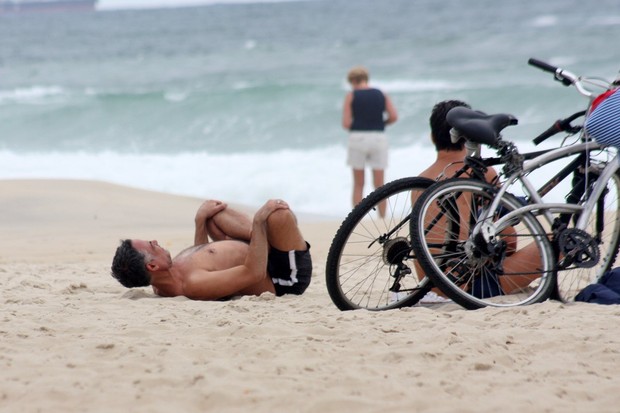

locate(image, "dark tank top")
[[350, 88, 386, 131]]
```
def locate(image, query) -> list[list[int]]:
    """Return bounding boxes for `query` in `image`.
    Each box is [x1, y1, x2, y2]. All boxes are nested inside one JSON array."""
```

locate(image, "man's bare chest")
[[174, 240, 248, 269]]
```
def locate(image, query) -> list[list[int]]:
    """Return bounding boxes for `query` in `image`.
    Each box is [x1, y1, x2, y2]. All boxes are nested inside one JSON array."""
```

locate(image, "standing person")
[[342, 66, 398, 216]]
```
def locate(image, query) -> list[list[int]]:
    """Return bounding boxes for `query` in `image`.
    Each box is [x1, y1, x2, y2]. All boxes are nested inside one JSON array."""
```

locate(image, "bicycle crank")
[[557, 228, 600, 269]]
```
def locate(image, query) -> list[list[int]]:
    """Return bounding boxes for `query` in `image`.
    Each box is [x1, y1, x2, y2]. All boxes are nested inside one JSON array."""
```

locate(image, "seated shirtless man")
[[418, 100, 541, 298], [111, 199, 312, 300]]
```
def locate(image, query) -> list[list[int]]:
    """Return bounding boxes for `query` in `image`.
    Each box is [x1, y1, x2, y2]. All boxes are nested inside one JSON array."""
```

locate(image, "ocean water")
[[1, 0, 619, 217]]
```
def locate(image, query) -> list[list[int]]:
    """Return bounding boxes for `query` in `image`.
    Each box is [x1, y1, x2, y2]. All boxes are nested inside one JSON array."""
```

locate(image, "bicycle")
[[325, 176, 435, 311], [409, 58, 620, 310], [326, 59, 620, 311], [325, 108, 601, 311]]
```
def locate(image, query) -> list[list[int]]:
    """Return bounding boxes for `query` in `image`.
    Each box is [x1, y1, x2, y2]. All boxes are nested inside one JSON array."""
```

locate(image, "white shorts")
[[347, 131, 388, 170]]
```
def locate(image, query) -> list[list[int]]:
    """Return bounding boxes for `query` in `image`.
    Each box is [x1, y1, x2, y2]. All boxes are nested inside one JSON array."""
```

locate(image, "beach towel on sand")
[[575, 267, 620, 304]]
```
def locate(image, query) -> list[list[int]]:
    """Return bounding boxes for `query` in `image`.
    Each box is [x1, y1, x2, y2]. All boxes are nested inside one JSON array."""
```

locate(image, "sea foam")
[[0, 145, 437, 218]]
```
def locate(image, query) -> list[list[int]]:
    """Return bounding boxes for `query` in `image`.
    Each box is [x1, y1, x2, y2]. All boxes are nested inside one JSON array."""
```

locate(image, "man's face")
[[131, 239, 172, 271]]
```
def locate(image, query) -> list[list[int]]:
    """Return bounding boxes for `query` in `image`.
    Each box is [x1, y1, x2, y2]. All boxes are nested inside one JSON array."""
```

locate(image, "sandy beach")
[[2, 178, 620, 413]]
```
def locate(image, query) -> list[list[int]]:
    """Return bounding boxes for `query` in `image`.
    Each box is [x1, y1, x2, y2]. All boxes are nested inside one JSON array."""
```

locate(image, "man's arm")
[[194, 200, 252, 245], [384, 93, 398, 126], [183, 200, 286, 300]]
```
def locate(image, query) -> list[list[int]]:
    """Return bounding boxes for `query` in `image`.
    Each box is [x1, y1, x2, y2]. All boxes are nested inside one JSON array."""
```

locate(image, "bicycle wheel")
[[326, 177, 435, 311], [410, 178, 556, 310], [555, 169, 620, 301]]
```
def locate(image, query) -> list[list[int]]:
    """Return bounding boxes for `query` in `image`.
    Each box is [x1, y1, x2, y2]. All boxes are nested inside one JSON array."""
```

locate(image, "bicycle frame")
[[470, 58, 619, 244], [375, 147, 562, 247], [478, 141, 618, 238]]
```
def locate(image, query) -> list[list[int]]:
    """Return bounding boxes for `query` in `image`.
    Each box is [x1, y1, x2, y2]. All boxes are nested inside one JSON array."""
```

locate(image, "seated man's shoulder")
[[418, 162, 442, 180]]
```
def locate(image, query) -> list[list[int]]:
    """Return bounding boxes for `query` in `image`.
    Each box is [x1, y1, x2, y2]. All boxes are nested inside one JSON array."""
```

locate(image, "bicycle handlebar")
[[528, 58, 559, 75], [532, 110, 586, 146], [528, 57, 594, 98]]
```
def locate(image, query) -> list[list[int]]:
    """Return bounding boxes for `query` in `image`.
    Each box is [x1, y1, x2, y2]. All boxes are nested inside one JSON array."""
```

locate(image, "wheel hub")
[[382, 237, 411, 265]]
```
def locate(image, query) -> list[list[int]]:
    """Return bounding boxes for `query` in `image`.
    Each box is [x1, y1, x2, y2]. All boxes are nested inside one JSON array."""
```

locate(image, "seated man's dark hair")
[[111, 239, 151, 288], [430, 100, 471, 152]]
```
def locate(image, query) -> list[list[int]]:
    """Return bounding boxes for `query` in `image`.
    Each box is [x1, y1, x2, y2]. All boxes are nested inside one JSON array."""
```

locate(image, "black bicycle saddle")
[[447, 106, 518, 146]]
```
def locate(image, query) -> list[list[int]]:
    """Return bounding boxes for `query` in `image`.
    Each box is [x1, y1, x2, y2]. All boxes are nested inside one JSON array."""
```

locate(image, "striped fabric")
[[585, 88, 620, 147]]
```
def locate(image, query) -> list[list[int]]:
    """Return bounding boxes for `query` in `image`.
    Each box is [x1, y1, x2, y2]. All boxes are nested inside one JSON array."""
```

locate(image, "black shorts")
[[268, 242, 312, 296]]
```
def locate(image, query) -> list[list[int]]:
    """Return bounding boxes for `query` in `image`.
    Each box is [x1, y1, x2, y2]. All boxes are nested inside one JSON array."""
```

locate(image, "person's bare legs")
[[265, 205, 307, 252], [205, 208, 251, 241], [372, 168, 385, 217], [500, 243, 543, 294], [198, 201, 252, 243], [202, 200, 306, 252], [221, 200, 306, 297], [352, 168, 365, 208]]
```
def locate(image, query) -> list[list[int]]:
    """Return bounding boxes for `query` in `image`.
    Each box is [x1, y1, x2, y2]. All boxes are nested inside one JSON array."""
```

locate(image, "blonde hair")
[[347, 66, 369, 85]]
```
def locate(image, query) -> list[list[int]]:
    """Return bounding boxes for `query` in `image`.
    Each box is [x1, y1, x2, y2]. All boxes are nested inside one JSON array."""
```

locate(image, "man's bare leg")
[[195, 200, 252, 244], [206, 207, 252, 241], [501, 243, 544, 294], [198, 199, 306, 252], [265, 206, 307, 252], [352, 168, 365, 208], [372, 168, 386, 217], [234, 200, 307, 297]]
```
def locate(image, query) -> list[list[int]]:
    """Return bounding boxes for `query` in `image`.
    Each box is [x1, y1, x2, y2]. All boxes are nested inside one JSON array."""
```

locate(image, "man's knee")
[[267, 207, 298, 228], [266, 207, 305, 250]]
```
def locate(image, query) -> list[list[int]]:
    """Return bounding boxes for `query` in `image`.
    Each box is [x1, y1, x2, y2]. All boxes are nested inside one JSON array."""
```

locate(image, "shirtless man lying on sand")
[[111, 199, 312, 300]]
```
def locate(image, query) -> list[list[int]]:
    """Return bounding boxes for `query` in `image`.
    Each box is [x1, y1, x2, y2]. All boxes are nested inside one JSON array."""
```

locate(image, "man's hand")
[[195, 199, 227, 222]]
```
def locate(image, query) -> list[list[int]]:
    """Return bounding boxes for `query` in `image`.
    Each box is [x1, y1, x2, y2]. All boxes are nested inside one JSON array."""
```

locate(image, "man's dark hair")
[[111, 239, 151, 288], [429, 100, 471, 152]]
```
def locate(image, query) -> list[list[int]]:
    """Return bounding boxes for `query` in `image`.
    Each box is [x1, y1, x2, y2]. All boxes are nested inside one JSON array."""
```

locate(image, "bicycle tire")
[[326, 177, 435, 311], [410, 178, 556, 310], [555, 169, 620, 301]]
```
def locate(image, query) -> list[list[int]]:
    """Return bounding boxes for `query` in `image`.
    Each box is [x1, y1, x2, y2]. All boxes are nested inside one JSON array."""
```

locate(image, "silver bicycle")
[[409, 58, 620, 309]]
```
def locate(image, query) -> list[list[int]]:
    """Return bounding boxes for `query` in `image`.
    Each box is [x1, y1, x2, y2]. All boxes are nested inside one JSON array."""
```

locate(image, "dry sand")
[[2, 179, 620, 413]]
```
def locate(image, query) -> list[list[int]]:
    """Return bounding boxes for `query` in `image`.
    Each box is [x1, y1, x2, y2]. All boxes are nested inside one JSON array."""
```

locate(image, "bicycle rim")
[[411, 178, 556, 309], [556, 170, 620, 301], [325, 177, 434, 310]]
